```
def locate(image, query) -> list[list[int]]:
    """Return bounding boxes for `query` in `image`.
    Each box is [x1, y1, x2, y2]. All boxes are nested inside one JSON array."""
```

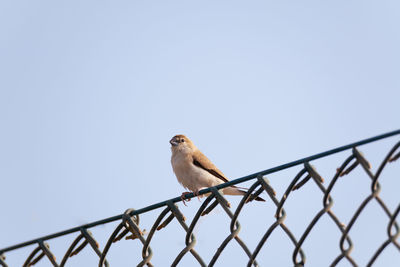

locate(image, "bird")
[[170, 134, 265, 205]]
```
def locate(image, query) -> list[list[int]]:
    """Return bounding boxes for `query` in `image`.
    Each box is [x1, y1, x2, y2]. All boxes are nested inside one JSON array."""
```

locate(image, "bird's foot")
[[180, 192, 192, 206], [193, 190, 202, 201]]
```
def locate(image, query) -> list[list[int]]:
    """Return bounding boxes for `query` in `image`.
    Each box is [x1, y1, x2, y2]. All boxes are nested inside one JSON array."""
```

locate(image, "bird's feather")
[[192, 150, 229, 183]]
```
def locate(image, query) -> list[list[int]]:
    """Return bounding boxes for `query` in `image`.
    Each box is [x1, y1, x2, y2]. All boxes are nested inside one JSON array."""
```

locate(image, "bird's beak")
[[170, 138, 178, 146]]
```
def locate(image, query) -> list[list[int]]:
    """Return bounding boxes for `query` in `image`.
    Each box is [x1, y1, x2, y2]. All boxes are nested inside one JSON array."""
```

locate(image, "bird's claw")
[[193, 190, 202, 201], [180, 192, 192, 206]]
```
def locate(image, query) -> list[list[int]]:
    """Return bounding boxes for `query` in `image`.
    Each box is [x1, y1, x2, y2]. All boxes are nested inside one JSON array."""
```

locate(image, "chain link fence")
[[1, 130, 399, 266]]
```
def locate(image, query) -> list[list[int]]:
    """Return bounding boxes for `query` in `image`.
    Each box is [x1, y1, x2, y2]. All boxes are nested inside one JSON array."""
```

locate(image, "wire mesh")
[[1, 130, 399, 266]]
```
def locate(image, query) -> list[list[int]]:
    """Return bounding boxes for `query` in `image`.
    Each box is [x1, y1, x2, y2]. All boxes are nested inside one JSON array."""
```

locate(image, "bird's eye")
[[181, 139, 185, 142]]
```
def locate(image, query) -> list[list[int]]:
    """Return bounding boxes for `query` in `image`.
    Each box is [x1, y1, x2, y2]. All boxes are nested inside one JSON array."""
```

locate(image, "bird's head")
[[170, 134, 195, 153]]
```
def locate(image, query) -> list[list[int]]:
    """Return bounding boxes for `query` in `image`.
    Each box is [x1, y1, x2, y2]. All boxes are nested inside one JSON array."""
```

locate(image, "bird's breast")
[[171, 152, 220, 191], [171, 153, 193, 188]]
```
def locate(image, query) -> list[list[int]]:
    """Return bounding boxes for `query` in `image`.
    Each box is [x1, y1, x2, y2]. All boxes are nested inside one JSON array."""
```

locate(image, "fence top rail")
[[1, 128, 400, 254]]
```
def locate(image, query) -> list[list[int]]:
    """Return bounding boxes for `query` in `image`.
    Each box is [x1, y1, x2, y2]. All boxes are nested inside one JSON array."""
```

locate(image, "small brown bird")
[[170, 134, 265, 204]]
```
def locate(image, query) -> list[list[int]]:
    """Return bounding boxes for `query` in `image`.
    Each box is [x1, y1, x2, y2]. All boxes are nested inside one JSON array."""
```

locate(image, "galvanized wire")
[[1, 129, 399, 266]]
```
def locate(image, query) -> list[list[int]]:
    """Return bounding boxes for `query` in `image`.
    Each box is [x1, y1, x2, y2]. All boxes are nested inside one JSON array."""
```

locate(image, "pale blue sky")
[[1, 1, 399, 266]]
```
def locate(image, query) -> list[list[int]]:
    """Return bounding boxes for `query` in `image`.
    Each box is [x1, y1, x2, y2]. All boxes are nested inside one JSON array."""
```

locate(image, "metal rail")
[[1, 129, 399, 266]]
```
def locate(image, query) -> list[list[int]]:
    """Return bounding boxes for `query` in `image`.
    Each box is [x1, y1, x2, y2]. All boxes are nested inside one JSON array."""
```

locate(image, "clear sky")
[[1, 1, 399, 266]]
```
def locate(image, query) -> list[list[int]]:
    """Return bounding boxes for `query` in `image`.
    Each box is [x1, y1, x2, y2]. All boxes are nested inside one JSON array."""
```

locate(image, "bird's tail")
[[222, 186, 265, 202]]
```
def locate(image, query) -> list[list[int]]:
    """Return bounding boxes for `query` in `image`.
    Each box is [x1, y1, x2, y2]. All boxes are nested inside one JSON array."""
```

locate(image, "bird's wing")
[[192, 150, 229, 183]]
